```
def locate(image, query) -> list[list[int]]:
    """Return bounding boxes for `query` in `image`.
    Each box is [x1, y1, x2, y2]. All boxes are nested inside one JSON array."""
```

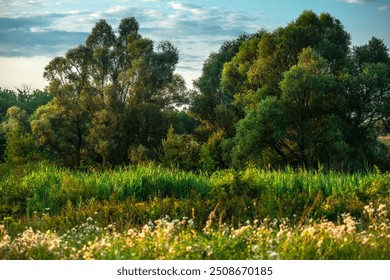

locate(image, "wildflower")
[[342, 214, 356, 234], [87, 217, 93, 223], [206, 245, 213, 257], [251, 244, 260, 253], [364, 203, 375, 217], [378, 204, 388, 218], [302, 226, 316, 237], [148, 221, 155, 228], [268, 251, 280, 260], [233, 225, 252, 238]]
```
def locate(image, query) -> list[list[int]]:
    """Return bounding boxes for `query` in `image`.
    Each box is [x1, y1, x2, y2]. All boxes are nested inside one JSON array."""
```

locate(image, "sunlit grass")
[[0, 163, 389, 259], [1, 203, 388, 260]]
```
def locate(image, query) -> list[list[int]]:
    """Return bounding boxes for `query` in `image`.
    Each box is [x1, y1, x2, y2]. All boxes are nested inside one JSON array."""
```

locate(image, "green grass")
[[0, 163, 389, 259]]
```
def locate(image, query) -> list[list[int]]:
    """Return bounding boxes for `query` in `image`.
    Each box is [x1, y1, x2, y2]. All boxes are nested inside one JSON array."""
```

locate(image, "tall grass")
[[1, 162, 389, 259], [0, 163, 210, 216], [0, 163, 389, 232]]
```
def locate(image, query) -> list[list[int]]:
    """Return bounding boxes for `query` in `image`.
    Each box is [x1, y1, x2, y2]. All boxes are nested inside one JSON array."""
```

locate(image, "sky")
[[0, 0, 389, 91]]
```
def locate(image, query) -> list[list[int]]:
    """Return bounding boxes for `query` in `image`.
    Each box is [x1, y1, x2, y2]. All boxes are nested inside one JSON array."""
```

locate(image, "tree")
[[231, 48, 346, 168], [221, 11, 350, 107], [3, 106, 38, 164], [340, 37, 390, 169], [32, 101, 88, 166], [345, 37, 390, 135], [37, 44, 93, 166], [161, 126, 200, 171], [0, 87, 51, 161], [218, 11, 390, 170], [34, 17, 186, 166], [190, 34, 256, 139]]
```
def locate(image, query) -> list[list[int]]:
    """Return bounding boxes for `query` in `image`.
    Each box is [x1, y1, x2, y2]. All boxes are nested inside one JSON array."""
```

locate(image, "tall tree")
[[34, 17, 185, 166], [224, 11, 388, 170]]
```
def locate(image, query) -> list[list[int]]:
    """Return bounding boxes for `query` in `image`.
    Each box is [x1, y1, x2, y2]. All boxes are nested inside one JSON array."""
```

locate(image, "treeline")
[[1, 11, 389, 171]]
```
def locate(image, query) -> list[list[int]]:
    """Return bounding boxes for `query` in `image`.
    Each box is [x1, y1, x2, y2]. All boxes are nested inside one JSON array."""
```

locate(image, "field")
[[0, 163, 389, 260]]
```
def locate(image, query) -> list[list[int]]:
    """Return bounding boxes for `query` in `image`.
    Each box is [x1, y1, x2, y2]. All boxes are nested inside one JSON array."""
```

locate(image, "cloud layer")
[[339, 0, 390, 11], [0, 0, 265, 81], [1, 0, 388, 88]]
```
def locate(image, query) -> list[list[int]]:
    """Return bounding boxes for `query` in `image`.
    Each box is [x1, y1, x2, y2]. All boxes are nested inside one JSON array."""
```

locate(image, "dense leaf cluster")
[[190, 11, 390, 171]]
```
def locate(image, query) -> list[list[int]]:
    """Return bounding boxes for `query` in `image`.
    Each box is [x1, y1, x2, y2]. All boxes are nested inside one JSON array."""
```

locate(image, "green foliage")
[[161, 126, 200, 171], [2, 11, 390, 261], [200, 129, 226, 172], [190, 34, 255, 139], [1, 162, 388, 226], [0, 87, 51, 161], [31, 17, 187, 167], [222, 14, 389, 170], [2, 106, 40, 164]]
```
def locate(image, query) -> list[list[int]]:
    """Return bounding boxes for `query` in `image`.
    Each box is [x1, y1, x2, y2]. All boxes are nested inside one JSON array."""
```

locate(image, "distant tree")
[[0, 88, 18, 121], [2, 106, 38, 164], [163, 110, 199, 135], [0, 87, 51, 161], [161, 126, 200, 170], [0, 88, 18, 160]]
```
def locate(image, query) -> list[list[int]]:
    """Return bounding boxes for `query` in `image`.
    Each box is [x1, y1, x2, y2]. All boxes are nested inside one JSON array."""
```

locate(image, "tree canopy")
[[31, 17, 187, 166], [1, 12, 389, 171], [191, 10, 389, 170]]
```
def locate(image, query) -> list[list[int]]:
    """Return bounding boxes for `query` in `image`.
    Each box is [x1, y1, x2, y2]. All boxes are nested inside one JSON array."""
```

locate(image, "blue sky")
[[0, 0, 389, 90]]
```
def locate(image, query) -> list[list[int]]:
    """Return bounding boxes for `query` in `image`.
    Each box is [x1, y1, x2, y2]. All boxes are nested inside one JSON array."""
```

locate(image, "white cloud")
[[378, 5, 389, 11], [0, 0, 267, 88], [30, 26, 47, 32], [338, 0, 367, 3], [106, 5, 129, 14], [67, 10, 81, 15]]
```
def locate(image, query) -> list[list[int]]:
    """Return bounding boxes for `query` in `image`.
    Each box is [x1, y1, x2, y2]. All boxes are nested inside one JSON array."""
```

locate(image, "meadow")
[[0, 163, 389, 259]]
